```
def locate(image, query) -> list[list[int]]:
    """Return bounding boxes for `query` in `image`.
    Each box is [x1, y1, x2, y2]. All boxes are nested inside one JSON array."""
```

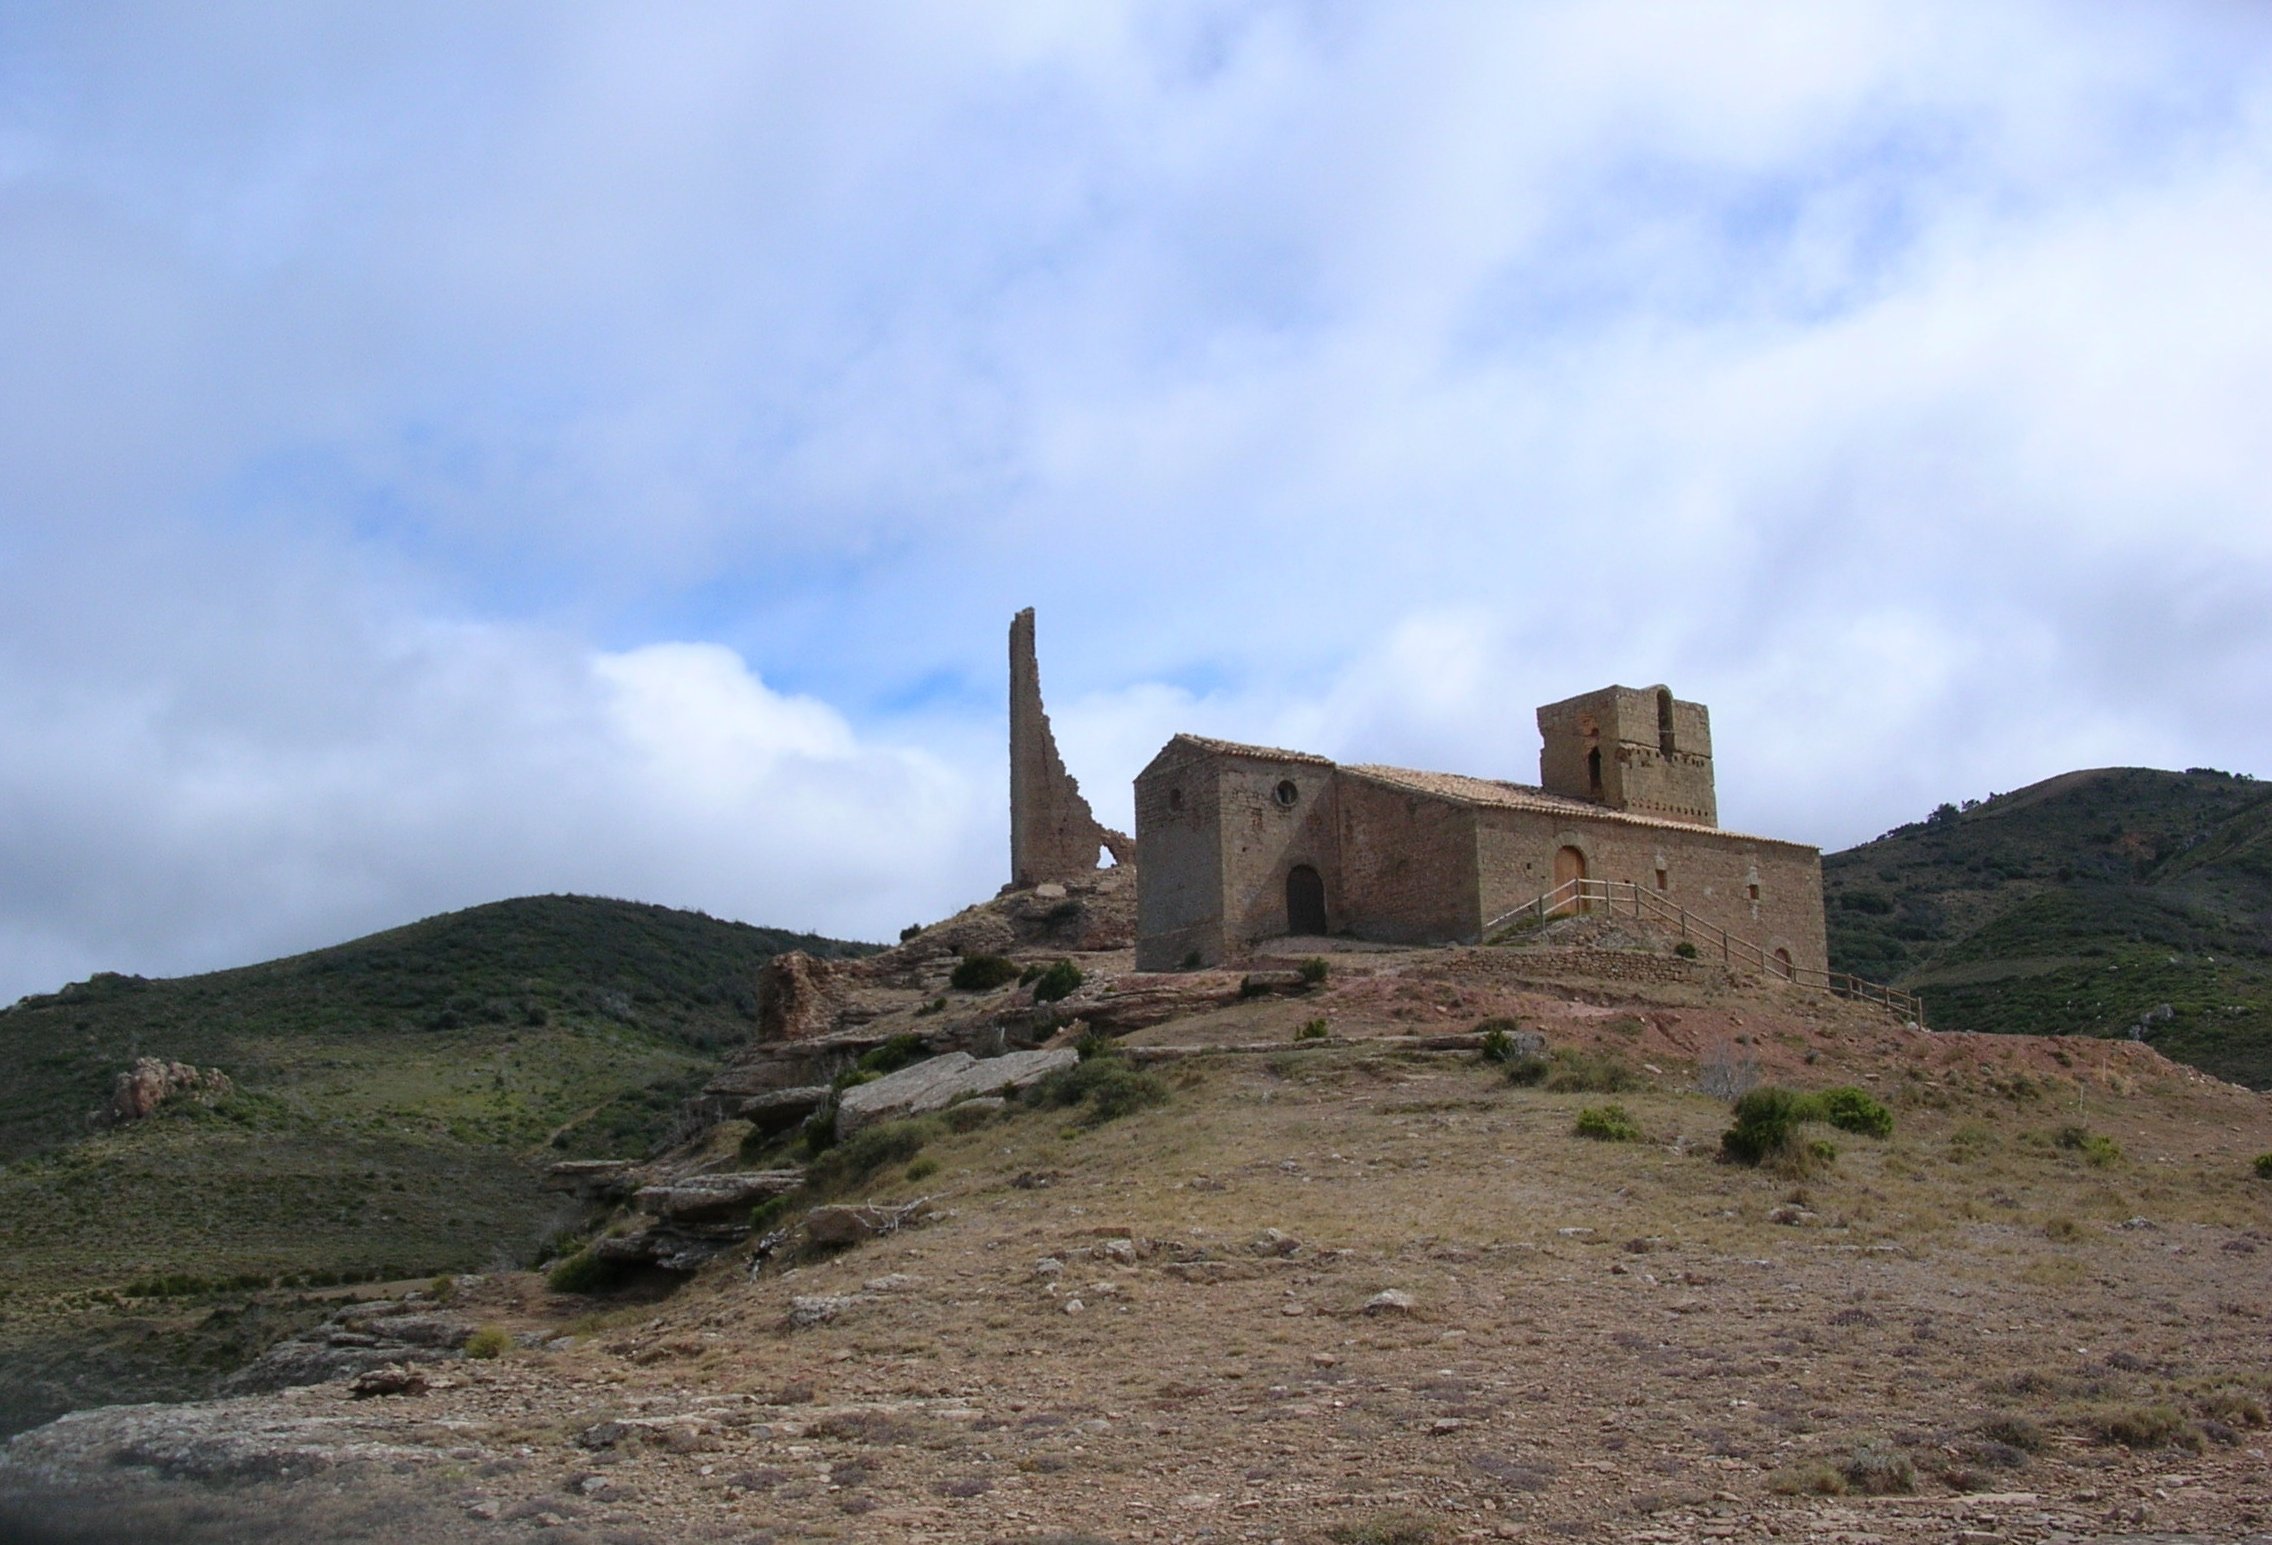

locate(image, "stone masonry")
[[1133, 686, 1827, 976], [1009, 608, 1131, 888]]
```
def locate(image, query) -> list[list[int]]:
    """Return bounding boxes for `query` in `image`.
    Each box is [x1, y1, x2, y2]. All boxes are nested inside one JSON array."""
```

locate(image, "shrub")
[[463, 1325, 511, 1360], [2056, 1125, 2123, 1166], [1842, 1439, 1914, 1494], [1295, 1018, 1328, 1041], [1031, 959, 1084, 1004], [1814, 1087, 1894, 1138], [749, 1195, 795, 1233], [1325, 1515, 1441, 1545], [1072, 1028, 1116, 1061], [806, 1118, 941, 1195], [1767, 1460, 1847, 1496], [545, 1249, 620, 1295], [905, 1156, 940, 1182], [1479, 1025, 1514, 1063], [1979, 1413, 2044, 1451], [898, 923, 923, 942], [798, 1103, 839, 1158], [858, 1033, 931, 1076], [2255, 1152, 2272, 1179], [1297, 957, 1330, 986], [2043, 1215, 2080, 1241], [1026, 1048, 1169, 1127], [949, 954, 1021, 992], [1544, 1046, 1637, 1093], [1721, 1087, 1809, 1166], [1574, 1104, 1641, 1142], [2096, 1404, 2196, 1450], [1503, 1053, 1549, 1087], [1673, 940, 1699, 960]]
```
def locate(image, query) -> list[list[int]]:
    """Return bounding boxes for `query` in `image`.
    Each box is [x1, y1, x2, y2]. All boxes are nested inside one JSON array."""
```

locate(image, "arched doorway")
[[1552, 845, 1588, 914], [1286, 865, 1327, 936], [1772, 947, 1794, 979]]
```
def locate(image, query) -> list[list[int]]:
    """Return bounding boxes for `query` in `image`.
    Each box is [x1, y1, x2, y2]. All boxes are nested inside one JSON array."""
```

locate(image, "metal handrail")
[[1480, 877, 1926, 1027]]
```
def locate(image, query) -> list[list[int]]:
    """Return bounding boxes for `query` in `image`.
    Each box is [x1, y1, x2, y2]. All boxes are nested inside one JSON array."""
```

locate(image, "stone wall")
[[1537, 685, 1716, 826], [1473, 808, 1827, 976], [1217, 757, 1342, 954], [1134, 740, 1227, 970], [1008, 608, 1131, 888], [1337, 771, 1479, 944]]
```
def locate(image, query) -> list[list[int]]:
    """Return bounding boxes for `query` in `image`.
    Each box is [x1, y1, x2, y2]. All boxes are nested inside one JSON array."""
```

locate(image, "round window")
[[1274, 779, 1299, 808]]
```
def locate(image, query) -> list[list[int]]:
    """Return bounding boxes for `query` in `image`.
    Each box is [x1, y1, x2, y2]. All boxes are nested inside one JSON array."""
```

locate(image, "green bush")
[[463, 1324, 511, 1360], [1574, 1104, 1642, 1142], [2255, 1152, 2272, 1179], [1479, 1025, 1514, 1062], [905, 1156, 940, 1182], [749, 1194, 795, 1233], [2056, 1124, 2122, 1166], [1721, 1087, 1809, 1166], [898, 923, 923, 942], [1026, 1048, 1169, 1127], [798, 1103, 839, 1158], [2097, 1404, 2197, 1450], [1841, 1439, 1914, 1494], [1298, 957, 1330, 986], [1543, 1046, 1637, 1093], [1295, 1018, 1328, 1041], [858, 1033, 931, 1076], [545, 1248, 621, 1295], [1504, 1053, 1549, 1087], [1814, 1086, 1894, 1138], [806, 1118, 941, 1195], [1031, 959, 1084, 1004], [949, 954, 1021, 992], [1673, 940, 1699, 960]]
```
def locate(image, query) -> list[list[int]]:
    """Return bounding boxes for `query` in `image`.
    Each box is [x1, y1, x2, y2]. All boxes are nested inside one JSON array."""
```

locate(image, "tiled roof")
[[1164, 733, 1337, 767], [1343, 764, 1810, 849]]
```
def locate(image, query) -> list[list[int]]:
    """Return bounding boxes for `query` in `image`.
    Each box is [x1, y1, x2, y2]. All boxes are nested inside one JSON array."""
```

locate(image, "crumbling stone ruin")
[[1008, 607, 1130, 888], [1134, 684, 1826, 975]]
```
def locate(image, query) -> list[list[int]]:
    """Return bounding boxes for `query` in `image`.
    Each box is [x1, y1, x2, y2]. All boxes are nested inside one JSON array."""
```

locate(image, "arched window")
[[1586, 747, 1603, 801], [1286, 865, 1327, 935]]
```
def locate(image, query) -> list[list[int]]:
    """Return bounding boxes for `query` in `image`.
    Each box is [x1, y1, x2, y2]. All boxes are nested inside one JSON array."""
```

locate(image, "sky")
[[4, 2, 2271, 1001]]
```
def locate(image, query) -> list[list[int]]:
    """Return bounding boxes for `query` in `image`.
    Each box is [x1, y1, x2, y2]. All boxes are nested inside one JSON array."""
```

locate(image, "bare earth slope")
[[4, 921, 2271, 1544]]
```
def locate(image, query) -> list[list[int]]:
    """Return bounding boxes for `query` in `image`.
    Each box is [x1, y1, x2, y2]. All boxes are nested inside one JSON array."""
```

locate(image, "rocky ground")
[[5, 906, 2272, 1544]]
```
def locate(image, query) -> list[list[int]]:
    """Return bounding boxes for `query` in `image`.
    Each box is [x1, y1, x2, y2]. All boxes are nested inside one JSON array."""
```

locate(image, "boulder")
[[102, 1058, 232, 1124], [836, 1049, 1076, 1134], [803, 1198, 936, 1247], [633, 1170, 803, 1226], [735, 1085, 830, 1136]]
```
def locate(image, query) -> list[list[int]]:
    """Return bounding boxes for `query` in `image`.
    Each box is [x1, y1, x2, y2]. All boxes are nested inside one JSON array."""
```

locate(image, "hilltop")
[[0, 894, 871, 1432], [3, 902, 2267, 1543], [1825, 767, 2272, 1087]]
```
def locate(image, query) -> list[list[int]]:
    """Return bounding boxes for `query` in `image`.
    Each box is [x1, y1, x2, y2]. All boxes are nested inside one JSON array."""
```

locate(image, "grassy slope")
[[1825, 767, 2272, 1087], [0, 894, 872, 1295]]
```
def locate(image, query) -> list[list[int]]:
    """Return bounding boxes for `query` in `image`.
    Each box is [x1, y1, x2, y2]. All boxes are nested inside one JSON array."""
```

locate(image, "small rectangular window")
[[1655, 870, 1668, 891], [1747, 882, 1760, 901]]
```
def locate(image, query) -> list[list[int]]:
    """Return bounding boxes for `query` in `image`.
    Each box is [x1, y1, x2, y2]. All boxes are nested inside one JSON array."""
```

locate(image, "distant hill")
[[0, 895, 870, 1298], [1824, 767, 2272, 1087]]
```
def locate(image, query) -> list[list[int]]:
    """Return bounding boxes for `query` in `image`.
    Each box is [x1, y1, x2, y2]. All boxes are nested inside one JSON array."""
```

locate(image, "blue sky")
[[4, 3, 2271, 1000]]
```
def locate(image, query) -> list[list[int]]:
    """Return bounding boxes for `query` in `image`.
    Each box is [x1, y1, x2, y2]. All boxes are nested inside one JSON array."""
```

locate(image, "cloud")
[[2, 2, 2270, 997]]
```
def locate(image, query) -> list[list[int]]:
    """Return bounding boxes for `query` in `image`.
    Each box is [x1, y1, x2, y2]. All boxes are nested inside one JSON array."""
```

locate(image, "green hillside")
[[1825, 767, 2272, 1088], [0, 894, 870, 1430]]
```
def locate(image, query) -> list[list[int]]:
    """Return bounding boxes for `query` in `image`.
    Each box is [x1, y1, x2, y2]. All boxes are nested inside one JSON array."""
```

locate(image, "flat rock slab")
[[634, 1171, 804, 1223], [837, 1049, 1076, 1134]]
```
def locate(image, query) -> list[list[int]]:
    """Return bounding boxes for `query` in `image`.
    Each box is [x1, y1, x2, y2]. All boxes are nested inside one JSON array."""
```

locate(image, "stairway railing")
[[1479, 877, 1926, 1027]]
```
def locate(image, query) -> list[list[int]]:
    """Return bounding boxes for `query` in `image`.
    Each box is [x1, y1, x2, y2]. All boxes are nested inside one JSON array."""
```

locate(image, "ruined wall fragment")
[[1009, 608, 1131, 888]]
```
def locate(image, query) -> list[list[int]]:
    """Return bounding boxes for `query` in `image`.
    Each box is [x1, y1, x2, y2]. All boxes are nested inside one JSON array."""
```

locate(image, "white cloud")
[[2, 2, 2271, 996]]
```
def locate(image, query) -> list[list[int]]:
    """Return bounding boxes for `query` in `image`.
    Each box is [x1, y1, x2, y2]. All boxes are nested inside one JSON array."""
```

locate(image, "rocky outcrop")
[[803, 1197, 935, 1248], [221, 1300, 476, 1395], [835, 1049, 1076, 1135], [756, 952, 856, 1042], [632, 1171, 802, 1227], [100, 1058, 233, 1124]]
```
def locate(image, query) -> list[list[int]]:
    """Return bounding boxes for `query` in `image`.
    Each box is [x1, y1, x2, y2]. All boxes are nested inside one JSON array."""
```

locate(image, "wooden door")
[[1552, 846, 1587, 914]]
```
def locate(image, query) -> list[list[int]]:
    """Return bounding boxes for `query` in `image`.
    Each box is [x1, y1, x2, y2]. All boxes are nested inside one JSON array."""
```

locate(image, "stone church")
[[1130, 685, 1826, 976], [1001, 610, 1826, 981]]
